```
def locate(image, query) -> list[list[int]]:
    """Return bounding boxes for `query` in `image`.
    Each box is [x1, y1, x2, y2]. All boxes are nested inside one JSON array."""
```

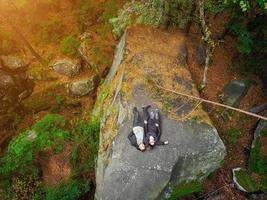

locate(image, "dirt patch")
[[40, 145, 72, 186]]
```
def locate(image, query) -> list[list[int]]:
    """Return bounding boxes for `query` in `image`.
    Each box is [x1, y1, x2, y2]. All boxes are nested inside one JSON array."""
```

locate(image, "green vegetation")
[[170, 181, 203, 200], [0, 114, 69, 177], [60, 36, 81, 58], [0, 114, 100, 200], [71, 120, 100, 176], [110, 0, 169, 36], [226, 128, 241, 144], [239, 129, 267, 193], [249, 137, 266, 175], [234, 169, 258, 192], [101, 0, 118, 23], [34, 181, 87, 200], [209, 0, 267, 81]]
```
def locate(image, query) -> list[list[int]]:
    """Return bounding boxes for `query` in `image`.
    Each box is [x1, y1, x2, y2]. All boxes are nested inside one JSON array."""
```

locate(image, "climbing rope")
[[152, 82, 267, 121]]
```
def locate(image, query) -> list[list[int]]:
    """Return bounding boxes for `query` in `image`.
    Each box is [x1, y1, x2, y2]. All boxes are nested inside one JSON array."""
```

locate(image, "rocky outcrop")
[[93, 26, 225, 200], [220, 80, 251, 107], [52, 59, 81, 77], [67, 75, 99, 97], [0, 55, 27, 70]]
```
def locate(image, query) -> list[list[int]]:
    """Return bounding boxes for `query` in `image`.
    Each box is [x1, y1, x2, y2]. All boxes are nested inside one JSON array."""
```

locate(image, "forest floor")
[[182, 14, 266, 200]]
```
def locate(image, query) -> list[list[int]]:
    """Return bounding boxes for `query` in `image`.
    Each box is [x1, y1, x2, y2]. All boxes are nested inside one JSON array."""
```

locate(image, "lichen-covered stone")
[[0, 55, 27, 70], [94, 26, 225, 200], [221, 80, 251, 107], [67, 76, 99, 97], [52, 59, 81, 77]]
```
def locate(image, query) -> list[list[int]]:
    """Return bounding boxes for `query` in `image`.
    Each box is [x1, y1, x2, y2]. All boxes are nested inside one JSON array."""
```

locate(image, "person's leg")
[[154, 109, 160, 125], [142, 105, 150, 122], [133, 107, 142, 127]]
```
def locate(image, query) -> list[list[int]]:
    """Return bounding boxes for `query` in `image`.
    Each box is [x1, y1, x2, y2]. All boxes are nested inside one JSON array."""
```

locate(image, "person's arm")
[[142, 105, 150, 134], [156, 140, 169, 145], [128, 132, 138, 147], [155, 124, 161, 142], [128, 132, 144, 151]]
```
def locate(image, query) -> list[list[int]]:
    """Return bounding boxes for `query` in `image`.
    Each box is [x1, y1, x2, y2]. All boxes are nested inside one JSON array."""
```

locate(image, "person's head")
[[138, 143, 145, 151], [149, 136, 155, 146]]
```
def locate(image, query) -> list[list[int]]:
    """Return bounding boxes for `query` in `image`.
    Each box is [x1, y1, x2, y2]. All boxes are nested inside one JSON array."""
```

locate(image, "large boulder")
[[93, 26, 225, 200], [67, 75, 99, 97], [0, 55, 27, 70], [221, 80, 251, 107], [52, 59, 81, 77]]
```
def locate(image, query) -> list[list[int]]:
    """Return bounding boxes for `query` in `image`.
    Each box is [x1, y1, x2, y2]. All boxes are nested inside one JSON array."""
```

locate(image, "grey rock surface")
[[52, 59, 81, 77], [221, 80, 250, 107], [0, 55, 27, 70], [94, 26, 225, 200], [253, 115, 267, 140], [67, 75, 98, 97]]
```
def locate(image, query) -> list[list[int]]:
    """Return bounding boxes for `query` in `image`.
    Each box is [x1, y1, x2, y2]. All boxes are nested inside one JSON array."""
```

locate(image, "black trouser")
[[142, 106, 160, 125], [133, 107, 143, 127]]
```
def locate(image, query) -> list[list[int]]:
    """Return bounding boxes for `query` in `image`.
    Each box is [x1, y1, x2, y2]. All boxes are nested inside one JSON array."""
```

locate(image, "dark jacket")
[[145, 118, 166, 146], [128, 131, 146, 151]]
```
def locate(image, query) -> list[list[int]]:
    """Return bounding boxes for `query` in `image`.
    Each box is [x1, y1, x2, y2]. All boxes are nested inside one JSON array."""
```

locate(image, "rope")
[[153, 83, 267, 121]]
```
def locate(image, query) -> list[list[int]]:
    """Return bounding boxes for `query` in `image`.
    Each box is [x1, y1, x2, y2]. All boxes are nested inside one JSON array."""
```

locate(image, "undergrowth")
[[60, 36, 81, 58], [0, 114, 100, 200]]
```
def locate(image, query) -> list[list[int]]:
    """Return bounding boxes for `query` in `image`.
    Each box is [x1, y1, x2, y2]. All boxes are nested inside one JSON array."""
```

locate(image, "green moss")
[[170, 181, 203, 200], [0, 114, 70, 177], [110, 0, 168, 37], [234, 169, 258, 192], [71, 120, 100, 176], [226, 128, 241, 144], [248, 137, 267, 175], [101, 0, 118, 23], [60, 36, 81, 58]]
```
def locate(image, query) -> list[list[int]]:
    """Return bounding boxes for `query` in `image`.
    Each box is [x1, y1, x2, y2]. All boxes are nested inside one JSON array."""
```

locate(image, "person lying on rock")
[[143, 106, 169, 147], [128, 107, 146, 151]]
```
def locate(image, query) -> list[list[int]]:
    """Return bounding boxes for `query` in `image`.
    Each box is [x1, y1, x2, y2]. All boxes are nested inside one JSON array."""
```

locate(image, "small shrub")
[[34, 181, 88, 200], [234, 169, 258, 192], [60, 36, 80, 57], [226, 128, 241, 144], [110, 0, 169, 37], [101, 0, 118, 22], [71, 120, 100, 176], [248, 137, 267, 175], [0, 114, 71, 199], [0, 114, 70, 177]]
